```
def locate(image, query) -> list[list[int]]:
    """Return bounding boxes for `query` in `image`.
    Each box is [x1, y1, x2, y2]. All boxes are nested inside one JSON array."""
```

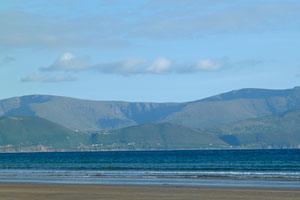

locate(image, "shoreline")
[[1, 176, 300, 190], [0, 183, 299, 200], [2, 181, 300, 190], [1, 148, 300, 153]]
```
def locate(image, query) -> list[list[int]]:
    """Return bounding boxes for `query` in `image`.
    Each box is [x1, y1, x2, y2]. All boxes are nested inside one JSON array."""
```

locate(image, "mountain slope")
[[0, 116, 89, 151], [0, 86, 300, 131], [90, 123, 228, 150], [0, 95, 184, 131], [208, 109, 300, 148], [163, 87, 300, 128]]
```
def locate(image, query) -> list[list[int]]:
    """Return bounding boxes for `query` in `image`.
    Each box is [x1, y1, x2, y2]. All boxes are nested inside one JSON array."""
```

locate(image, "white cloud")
[[21, 74, 46, 82], [93, 58, 146, 75], [178, 58, 226, 73], [29, 53, 264, 78], [41, 52, 88, 71], [0, 11, 129, 49], [136, 1, 300, 38], [194, 59, 221, 71], [184, 58, 263, 72], [123, 58, 146, 70], [0, 56, 16, 66], [22, 73, 76, 83], [93, 57, 172, 75], [2, 1, 300, 50], [3, 56, 16, 63], [44, 76, 76, 83], [145, 58, 172, 74]]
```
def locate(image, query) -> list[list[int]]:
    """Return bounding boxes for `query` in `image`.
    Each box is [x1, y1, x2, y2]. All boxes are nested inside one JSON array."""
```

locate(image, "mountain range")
[[1, 86, 300, 151], [0, 116, 89, 152], [208, 109, 300, 149], [1, 86, 300, 131]]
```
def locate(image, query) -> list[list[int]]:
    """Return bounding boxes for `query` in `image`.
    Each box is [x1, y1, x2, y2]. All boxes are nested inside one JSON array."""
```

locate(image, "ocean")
[[0, 150, 300, 188]]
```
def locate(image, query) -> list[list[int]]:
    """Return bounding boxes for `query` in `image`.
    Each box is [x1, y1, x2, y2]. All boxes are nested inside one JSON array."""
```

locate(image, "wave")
[[1, 169, 300, 180]]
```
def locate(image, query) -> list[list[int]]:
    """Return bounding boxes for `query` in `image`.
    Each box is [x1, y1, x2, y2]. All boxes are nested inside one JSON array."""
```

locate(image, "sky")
[[0, 0, 300, 102]]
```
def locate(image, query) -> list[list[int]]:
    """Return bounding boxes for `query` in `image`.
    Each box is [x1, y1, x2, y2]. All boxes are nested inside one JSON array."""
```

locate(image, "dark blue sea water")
[[0, 150, 300, 188]]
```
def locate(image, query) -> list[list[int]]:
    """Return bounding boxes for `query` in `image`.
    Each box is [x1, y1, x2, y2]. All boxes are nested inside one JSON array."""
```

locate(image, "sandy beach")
[[0, 184, 299, 200]]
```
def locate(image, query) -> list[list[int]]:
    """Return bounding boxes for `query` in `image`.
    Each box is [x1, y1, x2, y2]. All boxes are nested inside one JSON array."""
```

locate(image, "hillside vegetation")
[[0, 87, 300, 131], [208, 109, 300, 148], [90, 123, 228, 150], [0, 87, 300, 151], [0, 116, 89, 152], [0, 117, 228, 151]]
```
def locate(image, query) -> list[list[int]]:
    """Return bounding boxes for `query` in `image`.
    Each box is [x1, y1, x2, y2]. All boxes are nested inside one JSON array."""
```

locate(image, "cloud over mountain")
[[145, 58, 172, 74], [41, 53, 89, 71], [0, 56, 16, 66], [22, 52, 264, 81], [2, 1, 300, 50], [22, 74, 76, 83]]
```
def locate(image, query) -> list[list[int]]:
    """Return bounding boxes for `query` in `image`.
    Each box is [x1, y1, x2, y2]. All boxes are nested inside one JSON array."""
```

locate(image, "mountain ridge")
[[0, 116, 90, 152], [89, 122, 228, 150], [199, 87, 300, 102], [208, 108, 300, 148], [1, 86, 300, 131], [0, 116, 229, 152], [1, 107, 300, 151]]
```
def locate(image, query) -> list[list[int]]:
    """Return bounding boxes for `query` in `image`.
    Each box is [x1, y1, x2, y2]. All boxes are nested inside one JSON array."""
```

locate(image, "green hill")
[[208, 109, 300, 148], [90, 123, 228, 150], [0, 117, 228, 151], [0, 86, 300, 131], [0, 116, 89, 152], [0, 95, 184, 131], [163, 87, 300, 128], [1, 111, 300, 151]]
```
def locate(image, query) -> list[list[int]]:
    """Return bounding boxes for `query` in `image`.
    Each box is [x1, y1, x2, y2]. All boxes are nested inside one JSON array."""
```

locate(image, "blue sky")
[[0, 0, 300, 102]]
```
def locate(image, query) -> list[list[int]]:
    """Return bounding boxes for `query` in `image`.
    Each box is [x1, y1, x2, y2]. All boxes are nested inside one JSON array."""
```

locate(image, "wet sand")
[[0, 184, 300, 200]]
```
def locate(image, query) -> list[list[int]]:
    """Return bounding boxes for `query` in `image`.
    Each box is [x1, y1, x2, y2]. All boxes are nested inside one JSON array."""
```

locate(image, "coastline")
[[0, 183, 299, 200], [1, 147, 300, 153], [1, 176, 300, 189], [1, 150, 300, 190]]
